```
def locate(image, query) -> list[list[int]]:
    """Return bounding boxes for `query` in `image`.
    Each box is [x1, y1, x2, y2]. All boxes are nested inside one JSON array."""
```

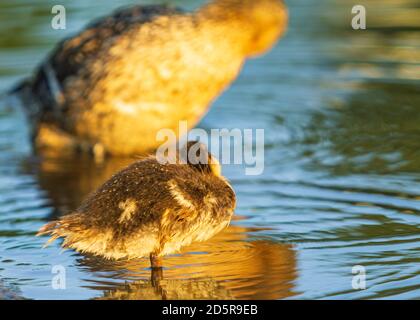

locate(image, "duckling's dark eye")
[[183, 141, 210, 167]]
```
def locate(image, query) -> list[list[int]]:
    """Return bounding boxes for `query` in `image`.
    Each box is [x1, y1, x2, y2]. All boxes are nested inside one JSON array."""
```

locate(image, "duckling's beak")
[[209, 155, 222, 177]]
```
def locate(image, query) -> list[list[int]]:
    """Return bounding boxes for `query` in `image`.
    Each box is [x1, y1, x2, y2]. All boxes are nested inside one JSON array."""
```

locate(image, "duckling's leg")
[[150, 253, 163, 269], [150, 253, 163, 287], [150, 253, 166, 299], [151, 268, 167, 300], [151, 267, 163, 285]]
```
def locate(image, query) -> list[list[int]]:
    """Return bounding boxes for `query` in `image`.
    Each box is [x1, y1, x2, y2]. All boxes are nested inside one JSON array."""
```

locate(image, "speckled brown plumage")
[[37, 142, 236, 263], [15, 0, 288, 156]]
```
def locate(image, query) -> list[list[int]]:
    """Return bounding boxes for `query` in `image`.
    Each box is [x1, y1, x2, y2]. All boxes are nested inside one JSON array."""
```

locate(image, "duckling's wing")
[[161, 176, 235, 248], [29, 5, 183, 112], [166, 176, 236, 222]]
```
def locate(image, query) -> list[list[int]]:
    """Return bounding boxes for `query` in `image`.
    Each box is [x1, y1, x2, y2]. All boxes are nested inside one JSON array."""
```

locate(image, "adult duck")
[[14, 0, 288, 156]]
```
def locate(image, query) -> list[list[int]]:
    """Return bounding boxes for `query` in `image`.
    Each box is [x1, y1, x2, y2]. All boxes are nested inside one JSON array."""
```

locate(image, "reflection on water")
[[28, 156, 135, 215], [81, 225, 296, 300], [0, 0, 419, 299]]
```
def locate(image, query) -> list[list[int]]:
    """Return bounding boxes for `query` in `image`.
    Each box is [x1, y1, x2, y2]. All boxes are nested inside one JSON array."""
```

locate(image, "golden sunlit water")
[[0, 0, 419, 299]]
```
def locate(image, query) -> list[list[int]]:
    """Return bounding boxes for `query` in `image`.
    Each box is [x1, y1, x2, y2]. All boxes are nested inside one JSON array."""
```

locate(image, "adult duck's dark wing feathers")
[[50, 5, 183, 83], [30, 5, 183, 111]]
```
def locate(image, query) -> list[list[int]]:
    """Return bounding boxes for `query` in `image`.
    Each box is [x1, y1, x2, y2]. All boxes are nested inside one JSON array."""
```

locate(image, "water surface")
[[0, 0, 419, 299]]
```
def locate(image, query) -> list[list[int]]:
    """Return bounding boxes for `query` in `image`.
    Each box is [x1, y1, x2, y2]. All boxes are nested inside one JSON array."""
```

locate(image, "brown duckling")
[[37, 142, 236, 268], [14, 0, 288, 156]]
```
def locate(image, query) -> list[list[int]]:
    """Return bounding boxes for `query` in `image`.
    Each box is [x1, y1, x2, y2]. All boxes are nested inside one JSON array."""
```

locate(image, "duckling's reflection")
[[26, 155, 297, 300], [79, 224, 297, 300]]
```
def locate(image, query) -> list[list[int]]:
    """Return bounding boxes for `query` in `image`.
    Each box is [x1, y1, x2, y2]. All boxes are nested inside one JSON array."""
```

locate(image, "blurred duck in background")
[[12, 0, 288, 157]]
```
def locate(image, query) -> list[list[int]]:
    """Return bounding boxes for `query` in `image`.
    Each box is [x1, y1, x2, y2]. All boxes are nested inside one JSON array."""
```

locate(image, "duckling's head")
[[183, 141, 222, 177], [202, 0, 288, 57]]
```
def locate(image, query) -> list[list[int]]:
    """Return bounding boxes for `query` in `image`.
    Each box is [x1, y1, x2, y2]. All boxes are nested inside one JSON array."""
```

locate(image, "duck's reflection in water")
[[26, 154, 135, 215], [27, 155, 297, 300], [79, 224, 297, 300]]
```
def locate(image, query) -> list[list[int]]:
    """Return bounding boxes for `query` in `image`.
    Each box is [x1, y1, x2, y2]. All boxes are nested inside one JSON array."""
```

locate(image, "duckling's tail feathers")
[[36, 220, 62, 248], [37, 214, 85, 248], [37, 214, 124, 259], [37, 220, 58, 236]]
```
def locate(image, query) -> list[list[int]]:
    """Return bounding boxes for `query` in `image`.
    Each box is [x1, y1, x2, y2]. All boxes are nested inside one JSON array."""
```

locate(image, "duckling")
[[37, 142, 236, 268], [14, 0, 288, 156]]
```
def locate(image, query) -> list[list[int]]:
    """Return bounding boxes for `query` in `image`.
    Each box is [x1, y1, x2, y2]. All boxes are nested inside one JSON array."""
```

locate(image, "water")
[[0, 0, 419, 300]]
